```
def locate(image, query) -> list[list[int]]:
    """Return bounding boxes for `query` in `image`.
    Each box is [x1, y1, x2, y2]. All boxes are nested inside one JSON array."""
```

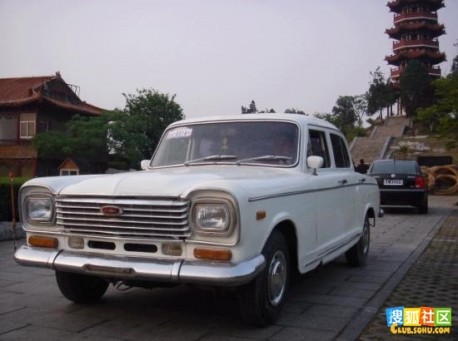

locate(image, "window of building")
[[60, 169, 79, 176], [38, 115, 50, 133], [0, 113, 16, 140], [19, 113, 36, 139]]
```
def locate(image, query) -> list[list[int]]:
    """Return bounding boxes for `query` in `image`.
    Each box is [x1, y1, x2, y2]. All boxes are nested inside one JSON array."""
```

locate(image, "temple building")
[[385, 0, 446, 85]]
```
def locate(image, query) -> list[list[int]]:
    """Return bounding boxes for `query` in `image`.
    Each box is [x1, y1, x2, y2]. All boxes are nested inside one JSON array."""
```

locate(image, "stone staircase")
[[350, 116, 410, 165]]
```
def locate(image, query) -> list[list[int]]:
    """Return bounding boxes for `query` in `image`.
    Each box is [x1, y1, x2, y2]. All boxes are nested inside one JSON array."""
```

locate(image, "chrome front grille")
[[56, 196, 190, 239]]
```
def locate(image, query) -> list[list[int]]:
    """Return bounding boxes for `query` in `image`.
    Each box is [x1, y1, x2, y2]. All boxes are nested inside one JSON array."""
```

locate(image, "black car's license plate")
[[383, 179, 403, 186]]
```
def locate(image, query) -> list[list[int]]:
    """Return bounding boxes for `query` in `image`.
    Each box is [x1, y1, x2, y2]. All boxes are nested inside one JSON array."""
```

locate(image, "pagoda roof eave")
[[385, 50, 446, 65], [385, 23, 445, 39], [387, 0, 444, 13]]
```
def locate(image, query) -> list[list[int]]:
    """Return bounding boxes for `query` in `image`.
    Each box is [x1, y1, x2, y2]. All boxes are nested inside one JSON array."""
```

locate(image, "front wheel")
[[345, 215, 370, 267], [56, 270, 109, 304], [237, 231, 290, 326]]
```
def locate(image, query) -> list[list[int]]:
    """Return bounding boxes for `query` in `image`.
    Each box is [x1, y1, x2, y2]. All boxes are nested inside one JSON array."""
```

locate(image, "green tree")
[[450, 39, 458, 76], [33, 88, 184, 171], [353, 95, 368, 128], [450, 54, 458, 76], [109, 89, 184, 168], [400, 60, 434, 117], [285, 108, 305, 115], [314, 110, 365, 141], [332, 96, 358, 135], [241, 100, 258, 113], [67, 115, 112, 162], [33, 114, 111, 164], [258, 108, 276, 113], [32, 131, 71, 159], [241, 102, 306, 114], [314, 112, 337, 125], [366, 67, 397, 119], [416, 72, 458, 138]]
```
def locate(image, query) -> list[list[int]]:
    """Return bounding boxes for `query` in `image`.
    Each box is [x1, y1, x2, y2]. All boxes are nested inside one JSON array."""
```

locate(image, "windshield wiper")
[[185, 154, 238, 166], [236, 155, 293, 165]]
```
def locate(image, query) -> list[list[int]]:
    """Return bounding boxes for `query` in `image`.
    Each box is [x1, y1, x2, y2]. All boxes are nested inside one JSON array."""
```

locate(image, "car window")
[[152, 121, 299, 167], [307, 129, 330, 168], [330, 133, 351, 168], [370, 161, 418, 174]]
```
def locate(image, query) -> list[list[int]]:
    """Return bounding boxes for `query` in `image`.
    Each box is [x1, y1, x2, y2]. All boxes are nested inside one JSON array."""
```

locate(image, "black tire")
[[56, 270, 109, 304], [237, 231, 290, 327], [345, 215, 370, 267], [418, 197, 428, 214]]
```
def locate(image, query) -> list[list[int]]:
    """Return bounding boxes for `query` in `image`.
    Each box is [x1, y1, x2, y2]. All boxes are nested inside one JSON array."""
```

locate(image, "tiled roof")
[[0, 76, 52, 101], [0, 73, 104, 116]]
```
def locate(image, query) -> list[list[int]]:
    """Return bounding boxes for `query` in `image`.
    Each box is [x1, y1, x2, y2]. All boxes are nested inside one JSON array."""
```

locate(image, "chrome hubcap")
[[267, 251, 287, 306]]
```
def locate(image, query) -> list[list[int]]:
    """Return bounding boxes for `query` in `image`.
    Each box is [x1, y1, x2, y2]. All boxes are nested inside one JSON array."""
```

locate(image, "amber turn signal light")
[[28, 236, 58, 249], [193, 248, 232, 261], [256, 210, 266, 220]]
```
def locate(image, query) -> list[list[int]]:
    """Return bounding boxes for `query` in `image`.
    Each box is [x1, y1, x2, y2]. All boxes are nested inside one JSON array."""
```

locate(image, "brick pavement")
[[358, 205, 458, 340]]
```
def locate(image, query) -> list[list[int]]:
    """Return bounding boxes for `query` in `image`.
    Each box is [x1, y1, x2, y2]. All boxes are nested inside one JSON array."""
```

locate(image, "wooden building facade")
[[0, 72, 104, 177]]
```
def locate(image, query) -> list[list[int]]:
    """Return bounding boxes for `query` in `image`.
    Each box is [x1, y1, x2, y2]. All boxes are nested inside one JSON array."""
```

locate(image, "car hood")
[[25, 166, 307, 199]]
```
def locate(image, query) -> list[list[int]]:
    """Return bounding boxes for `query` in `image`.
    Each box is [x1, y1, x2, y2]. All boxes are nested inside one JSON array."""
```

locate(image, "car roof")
[[372, 159, 418, 165], [168, 113, 339, 131], [369, 159, 420, 174]]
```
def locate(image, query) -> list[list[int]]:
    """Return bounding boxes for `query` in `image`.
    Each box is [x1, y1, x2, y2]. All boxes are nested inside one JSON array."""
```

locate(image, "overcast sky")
[[2, 0, 457, 118]]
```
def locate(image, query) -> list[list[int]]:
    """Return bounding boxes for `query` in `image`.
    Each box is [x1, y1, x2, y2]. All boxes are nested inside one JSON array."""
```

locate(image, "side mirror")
[[140, 160, 151, 170], [307, 156, 324, 175]]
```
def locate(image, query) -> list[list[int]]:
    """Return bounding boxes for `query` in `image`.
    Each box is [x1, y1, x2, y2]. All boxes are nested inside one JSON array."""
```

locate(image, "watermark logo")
[[386, 306, 452, 335]]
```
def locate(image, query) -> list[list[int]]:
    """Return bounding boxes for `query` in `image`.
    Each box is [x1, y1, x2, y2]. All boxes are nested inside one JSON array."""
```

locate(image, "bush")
[[0, 177, 30, 222]]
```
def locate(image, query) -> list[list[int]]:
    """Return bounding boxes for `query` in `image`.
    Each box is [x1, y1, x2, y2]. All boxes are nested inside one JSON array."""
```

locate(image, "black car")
[[367, 159, 428, 214]]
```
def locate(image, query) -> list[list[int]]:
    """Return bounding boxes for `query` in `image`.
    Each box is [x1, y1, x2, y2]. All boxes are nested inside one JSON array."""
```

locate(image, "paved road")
[[0, 196, 456, 341]]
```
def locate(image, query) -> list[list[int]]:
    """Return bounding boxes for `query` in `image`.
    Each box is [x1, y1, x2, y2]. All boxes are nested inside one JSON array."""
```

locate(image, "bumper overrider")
[[14, 246, 266, 286]]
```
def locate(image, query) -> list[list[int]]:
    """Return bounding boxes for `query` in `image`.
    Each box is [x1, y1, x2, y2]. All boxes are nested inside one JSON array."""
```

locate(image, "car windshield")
[[151, 121, 299, 167], [370, 161, 418, 174]]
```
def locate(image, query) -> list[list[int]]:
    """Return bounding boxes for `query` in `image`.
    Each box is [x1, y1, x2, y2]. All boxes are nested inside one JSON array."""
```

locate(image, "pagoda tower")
[[385, 0, 446, 85]]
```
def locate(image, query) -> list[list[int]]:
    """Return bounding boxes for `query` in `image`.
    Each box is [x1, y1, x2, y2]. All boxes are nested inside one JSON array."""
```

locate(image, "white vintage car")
[[15, 114, 381, 326]]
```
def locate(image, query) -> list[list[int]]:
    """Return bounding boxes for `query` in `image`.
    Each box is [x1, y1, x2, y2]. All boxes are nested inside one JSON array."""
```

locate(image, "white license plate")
[[383, 179, 403, 186]]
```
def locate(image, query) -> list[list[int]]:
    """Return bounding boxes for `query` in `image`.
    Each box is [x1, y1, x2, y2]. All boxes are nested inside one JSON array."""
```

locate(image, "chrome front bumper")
[[14, 246, 265, 286]]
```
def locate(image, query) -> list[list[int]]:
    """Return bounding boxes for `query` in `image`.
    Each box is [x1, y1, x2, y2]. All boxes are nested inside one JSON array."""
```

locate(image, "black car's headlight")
[[189, 191, 239, 243]]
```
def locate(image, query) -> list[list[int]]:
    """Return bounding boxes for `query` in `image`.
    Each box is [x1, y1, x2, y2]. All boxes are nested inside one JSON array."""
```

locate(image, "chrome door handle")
[[338, 179, 348, 185], [359, 178, 366, 183]]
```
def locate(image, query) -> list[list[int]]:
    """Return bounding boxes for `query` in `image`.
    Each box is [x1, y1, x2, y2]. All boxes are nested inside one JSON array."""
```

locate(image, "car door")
[[329, 133, 363, 239], [307, 129, 352, 262]]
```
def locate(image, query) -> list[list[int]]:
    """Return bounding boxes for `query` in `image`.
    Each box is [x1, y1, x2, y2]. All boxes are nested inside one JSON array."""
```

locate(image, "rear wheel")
[[418, 196, 428, 214], [237, 231, 290, 326], [346, 215, 370, 267], [56, 270, 109, 304]]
